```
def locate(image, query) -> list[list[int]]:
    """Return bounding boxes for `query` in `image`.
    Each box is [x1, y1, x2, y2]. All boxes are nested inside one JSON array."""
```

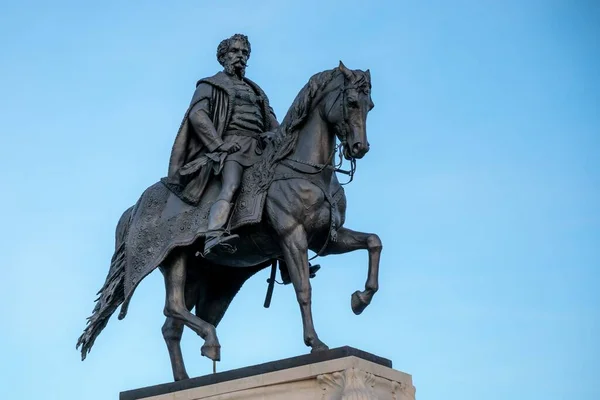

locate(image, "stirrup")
[[204, 233, 240, 256]]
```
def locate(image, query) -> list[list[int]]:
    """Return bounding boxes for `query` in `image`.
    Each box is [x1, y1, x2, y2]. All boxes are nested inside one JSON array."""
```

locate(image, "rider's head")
[[217, 34, 251, 78]]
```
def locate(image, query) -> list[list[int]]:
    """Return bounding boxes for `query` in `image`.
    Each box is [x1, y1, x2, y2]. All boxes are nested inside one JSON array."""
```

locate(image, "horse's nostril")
[[352, 142, 363, 154]]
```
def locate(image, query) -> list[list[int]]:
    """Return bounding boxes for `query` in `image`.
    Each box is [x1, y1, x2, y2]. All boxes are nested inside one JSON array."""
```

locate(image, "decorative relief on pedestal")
[[318, 368, 377, 399], [391, 380, 416, 400]]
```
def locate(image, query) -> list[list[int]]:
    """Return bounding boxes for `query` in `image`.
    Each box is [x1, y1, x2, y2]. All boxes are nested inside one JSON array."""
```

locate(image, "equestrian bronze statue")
[[77, 34, 381, 382]]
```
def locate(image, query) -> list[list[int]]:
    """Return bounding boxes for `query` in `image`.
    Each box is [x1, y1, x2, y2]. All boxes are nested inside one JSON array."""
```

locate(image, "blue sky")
[[0, 1, 598, 399]]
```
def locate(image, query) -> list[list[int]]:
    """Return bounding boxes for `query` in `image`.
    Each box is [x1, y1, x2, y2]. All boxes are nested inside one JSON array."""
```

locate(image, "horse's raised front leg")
[[160, 250, 221, 362], [280, 225, 329, 353], [322, 227, 382, 315]]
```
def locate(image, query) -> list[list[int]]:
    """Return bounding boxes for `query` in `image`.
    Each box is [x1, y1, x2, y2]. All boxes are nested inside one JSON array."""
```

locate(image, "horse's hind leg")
[[160, 250, 221, 362], [162, 275, 201, 381], [321, 227, 382, 315], [162, 318, 187, 381]]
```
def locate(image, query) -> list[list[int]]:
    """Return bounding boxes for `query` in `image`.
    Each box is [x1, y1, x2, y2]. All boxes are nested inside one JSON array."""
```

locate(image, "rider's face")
[[223, 40, 249, 75]]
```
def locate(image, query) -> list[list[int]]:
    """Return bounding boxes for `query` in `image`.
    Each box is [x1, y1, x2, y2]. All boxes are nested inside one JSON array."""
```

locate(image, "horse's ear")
[[365, 69, 371, 81], [338, 60, 353, 79]]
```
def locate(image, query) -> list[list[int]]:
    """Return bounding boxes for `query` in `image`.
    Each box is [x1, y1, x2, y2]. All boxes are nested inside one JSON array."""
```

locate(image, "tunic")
[[223, 79, 266, 167]]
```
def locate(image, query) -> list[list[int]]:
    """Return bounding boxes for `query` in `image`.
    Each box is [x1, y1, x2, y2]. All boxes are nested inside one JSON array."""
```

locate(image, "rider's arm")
[[189, 103, 224, 152], [188, 84, 224, 152]]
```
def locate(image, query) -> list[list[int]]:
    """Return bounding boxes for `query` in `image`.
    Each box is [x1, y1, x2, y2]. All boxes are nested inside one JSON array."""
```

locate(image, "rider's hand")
[[218, 142, 241, 154], [260, 131, 276, 148]]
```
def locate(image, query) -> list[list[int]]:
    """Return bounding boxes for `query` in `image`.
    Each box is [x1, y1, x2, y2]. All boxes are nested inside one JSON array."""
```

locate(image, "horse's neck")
[[290, 113, 335, 166]]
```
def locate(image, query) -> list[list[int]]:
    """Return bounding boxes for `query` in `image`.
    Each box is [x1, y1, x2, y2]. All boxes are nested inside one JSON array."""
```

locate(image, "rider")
[[167, 34, 279, 255]]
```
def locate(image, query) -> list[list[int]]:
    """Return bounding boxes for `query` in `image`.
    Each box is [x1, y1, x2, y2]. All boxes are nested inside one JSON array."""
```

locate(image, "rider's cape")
[[167, 71, 278, 204]]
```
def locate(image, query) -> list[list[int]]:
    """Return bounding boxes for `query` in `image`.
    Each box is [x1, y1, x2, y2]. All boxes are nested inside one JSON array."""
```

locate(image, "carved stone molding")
[[391, 380, 416, 400], [318, 367, 377, 399]]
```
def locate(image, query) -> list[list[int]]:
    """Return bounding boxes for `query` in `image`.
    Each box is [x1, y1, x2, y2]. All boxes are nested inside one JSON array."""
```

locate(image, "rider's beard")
[[224, 61, 246, 78]]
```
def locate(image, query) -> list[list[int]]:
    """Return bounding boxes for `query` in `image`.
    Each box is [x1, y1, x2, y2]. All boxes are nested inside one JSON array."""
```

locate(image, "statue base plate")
[[120, 346, 415, 400]]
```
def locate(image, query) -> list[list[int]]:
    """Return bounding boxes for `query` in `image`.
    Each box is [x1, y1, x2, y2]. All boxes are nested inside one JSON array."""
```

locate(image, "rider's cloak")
[[167, 71, 278, 204]]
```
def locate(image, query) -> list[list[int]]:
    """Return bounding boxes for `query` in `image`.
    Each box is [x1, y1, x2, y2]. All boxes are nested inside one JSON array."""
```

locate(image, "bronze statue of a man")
[[167, 34, 279, 255]]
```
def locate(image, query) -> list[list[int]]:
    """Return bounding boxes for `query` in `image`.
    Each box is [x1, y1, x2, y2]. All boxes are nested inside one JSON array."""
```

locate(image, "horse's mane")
[[253, 68, 338, 188], [274, 69, 338, 158]]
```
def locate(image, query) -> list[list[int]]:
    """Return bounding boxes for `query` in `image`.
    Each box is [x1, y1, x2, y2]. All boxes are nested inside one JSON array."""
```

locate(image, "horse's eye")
[[347, 98, 359, 108]]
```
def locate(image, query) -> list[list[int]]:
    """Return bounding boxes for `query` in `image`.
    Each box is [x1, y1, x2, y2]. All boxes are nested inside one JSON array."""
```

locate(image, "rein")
[[284, 144, 356, 183]]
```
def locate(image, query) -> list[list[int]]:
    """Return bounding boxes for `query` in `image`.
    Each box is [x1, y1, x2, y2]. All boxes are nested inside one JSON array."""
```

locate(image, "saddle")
[[161, 158, 271, 232]]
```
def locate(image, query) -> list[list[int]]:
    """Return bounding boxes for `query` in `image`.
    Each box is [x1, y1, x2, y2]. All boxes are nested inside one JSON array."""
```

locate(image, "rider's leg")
[[218, 160, 244, 203], [204, 161, 243, 254]]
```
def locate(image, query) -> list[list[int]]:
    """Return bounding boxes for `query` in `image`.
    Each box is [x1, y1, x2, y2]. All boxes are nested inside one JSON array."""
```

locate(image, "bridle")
[[284, 74, 360, 184]]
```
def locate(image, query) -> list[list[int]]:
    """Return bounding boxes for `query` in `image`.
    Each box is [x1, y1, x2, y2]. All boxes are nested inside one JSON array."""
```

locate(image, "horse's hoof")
[[174, 372, 190, 381], [201, 344, 221, 361], [351, 290, 371, 315], [309, 338, 329, 353], [310, 344, 329, 353]]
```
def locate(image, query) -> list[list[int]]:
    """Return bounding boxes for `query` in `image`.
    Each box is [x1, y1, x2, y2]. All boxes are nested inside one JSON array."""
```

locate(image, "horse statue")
[[77, 62, 382, 382]]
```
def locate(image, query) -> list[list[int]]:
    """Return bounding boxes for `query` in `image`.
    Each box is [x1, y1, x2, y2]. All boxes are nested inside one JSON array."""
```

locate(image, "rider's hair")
[[216, 34, 251, 66]]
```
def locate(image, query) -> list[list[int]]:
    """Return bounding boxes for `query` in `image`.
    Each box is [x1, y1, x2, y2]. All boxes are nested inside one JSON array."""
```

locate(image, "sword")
[[263, 260, 278, 308]]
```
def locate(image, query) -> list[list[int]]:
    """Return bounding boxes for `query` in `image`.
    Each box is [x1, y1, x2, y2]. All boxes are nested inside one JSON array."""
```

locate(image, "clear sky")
[[0, 1, 598, 399]]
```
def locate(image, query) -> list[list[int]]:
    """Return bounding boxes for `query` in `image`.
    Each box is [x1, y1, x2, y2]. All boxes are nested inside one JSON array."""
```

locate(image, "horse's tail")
[[77, 206, 133, 361]]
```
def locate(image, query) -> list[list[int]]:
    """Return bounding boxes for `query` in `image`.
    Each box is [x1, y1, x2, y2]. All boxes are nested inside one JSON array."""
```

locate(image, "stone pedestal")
[[120, 347, 415, 400]]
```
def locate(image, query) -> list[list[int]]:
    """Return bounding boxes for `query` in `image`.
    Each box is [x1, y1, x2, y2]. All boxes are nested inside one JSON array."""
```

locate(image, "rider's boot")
[[204, 199, 239, 256]]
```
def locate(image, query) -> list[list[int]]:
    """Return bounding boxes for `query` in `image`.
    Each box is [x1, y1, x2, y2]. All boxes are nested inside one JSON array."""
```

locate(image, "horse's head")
[[324, 61, 375, 159]]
